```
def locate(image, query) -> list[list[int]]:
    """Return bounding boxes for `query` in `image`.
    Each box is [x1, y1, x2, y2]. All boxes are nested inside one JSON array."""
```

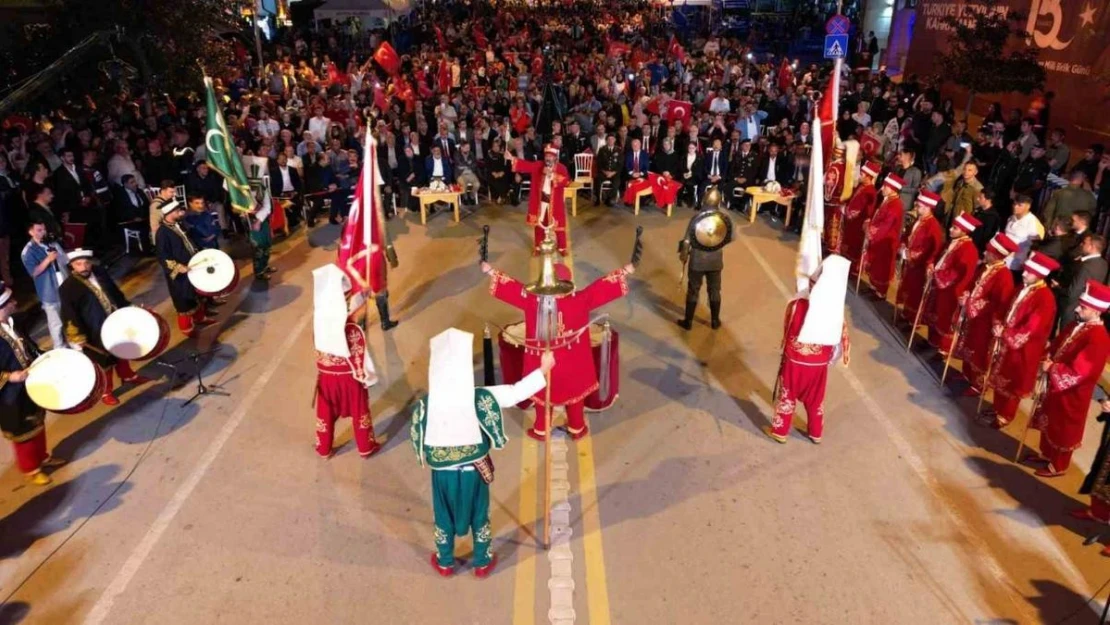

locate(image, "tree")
[[0, 0, 240, 112], [935, 9, 1047, 119]]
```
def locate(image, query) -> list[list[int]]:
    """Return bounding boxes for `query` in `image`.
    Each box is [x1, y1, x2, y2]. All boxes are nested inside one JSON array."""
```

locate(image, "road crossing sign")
[[824, 34, 848, 59]]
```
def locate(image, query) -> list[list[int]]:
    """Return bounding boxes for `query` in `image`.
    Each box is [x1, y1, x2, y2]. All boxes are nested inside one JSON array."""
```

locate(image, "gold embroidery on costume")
[[74, 274, 117, 316], [316, 419, 329, 433], [475, 522, 492, 544], [434, 526, 449, 545], [429, 445, 481, 463]]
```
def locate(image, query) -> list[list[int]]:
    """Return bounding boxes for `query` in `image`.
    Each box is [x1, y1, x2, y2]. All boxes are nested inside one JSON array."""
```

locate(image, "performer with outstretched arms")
[[411, 328, 554, 578], [767, 255, 851, 444], [505, 141, 572, 255], [482, 230, 638, 440]]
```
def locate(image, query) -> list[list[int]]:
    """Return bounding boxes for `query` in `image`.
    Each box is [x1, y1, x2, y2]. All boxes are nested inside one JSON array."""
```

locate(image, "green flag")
[[203, 76, 256, 215]]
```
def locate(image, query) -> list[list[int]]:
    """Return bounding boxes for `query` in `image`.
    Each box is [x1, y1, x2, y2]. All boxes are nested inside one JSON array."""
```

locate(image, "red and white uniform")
[[489, 266, 630, 437], [1031, 319, 1110, 472], [840, 166, 880, 265], [513, 155, 572, 254], [989, 253, 1058, 425], [863, 177, 905, 297], [924, 231, 979, 354], [315, 321, 377, 457], [772, 298, 850, 441], [955, 261, 1016, 390], [895, 212, 943, 323]]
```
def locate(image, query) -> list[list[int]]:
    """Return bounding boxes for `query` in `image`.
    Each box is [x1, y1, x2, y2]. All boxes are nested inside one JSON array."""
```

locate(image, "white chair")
[[517, 179, 532, 205], [573, 153, 594, 182], [144, 187, 159, 201], [598, 179, 615, 204], [123, 227, 144, 254], [175, 185, 187, 201]]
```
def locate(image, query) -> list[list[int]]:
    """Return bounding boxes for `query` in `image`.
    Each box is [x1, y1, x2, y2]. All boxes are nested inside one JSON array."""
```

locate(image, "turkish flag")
[[373, 83, 389, 111], [474, 25, 488, 49], [437, 59, 450, 94], [818, 73, 839, 167], [667, 36, 686, 63], [606, 40, 631, 58], [667, 100, 693, 124], [338, 132, 388, 294], [373, 42, 401, 76], [434, 25, 447, 50]]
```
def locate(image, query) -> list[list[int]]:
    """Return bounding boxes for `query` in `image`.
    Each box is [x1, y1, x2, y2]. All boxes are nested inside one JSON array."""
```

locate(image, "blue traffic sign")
[[824, 34, 848, 59], [826, 15, 850, 35]]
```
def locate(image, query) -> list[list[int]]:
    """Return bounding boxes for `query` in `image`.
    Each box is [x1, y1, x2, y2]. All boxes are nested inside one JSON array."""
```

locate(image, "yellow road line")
[[512, 438, 540, 625], [577, 434, 612, 625]]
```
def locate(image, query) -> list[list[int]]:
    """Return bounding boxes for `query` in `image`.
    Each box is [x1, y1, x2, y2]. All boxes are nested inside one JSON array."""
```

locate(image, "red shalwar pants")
[[315, 373, 375, 457], [771, 361, 829, 440], [12, 430, 47, 474], [532, 401, 586, 437]]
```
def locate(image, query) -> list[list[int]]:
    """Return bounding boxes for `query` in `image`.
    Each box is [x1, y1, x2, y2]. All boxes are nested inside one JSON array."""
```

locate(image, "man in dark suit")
[[396, 145, 423, 212], [114, 174, 150, 249], [431, 124, 457, 164], [425, 144, 455, 184], [722, 139, 757, 211], [50, 147, 87, 218], [268, 153, 303, 221], [679, 142, 704, 207], [1056, 233, 1110, 330], [594, 135, 622, 207], [622, 138, 650, 204], [755, 142, 792, 186], [562, 120, 588, 171], [700, 138, 727, 200]]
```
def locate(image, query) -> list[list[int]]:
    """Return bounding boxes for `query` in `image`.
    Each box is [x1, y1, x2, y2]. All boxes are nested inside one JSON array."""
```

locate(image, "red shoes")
[[101, 393, 120, 406], [429, 553, 453, 577], [474, 554, 498, 579], [359, 440, 382, 458], [568, 425, 590, 441], [525, 428, 546, 442]]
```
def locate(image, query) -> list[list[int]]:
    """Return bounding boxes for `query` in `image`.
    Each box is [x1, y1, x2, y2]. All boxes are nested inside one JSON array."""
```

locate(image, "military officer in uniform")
[[678, 187, 734, 330]]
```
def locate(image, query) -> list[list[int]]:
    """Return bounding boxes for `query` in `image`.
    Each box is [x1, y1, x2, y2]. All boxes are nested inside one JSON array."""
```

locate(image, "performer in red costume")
[[895, 190, 944, 324], [311, 264, 381, 459], [953, 234, 1018, 393], [823, 146, 846, 250], [862, 173, 905, 298], [505, 144, 572, 255], [923, 213, 981, 355], [1027, 281, 1110, 477], [840, 161, 880, 266], [982, 251, 1058, 428], [482, 253, 633, 441], [767, 255, 851, 444]]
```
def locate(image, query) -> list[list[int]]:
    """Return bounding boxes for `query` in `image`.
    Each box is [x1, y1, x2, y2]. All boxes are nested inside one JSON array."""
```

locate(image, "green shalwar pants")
[[431, 466, 492, 567], [249, 216, 272, 275]]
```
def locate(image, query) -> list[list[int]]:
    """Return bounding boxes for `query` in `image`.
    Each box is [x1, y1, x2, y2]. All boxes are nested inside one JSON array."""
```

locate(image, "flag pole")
[[364, 125, 375, 340]]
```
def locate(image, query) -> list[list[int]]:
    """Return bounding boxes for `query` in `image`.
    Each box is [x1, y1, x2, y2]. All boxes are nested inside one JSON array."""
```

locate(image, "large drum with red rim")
[[497, 321, 620, 412], [188, 249, 239, 297], [26, 348, 107, 414], [101, 306, 171, 361]]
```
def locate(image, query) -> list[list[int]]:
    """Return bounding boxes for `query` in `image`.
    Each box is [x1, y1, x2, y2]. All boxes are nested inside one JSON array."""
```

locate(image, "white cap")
[[68, 248, 94, 262], [425, 328, 483, 448], [159, 199, 182, 216]]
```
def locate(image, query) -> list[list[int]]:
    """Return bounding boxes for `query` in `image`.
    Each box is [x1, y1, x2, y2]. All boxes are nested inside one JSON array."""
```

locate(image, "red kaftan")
[[864, 195, 904, 297], [772, 298, 850, 441], [1031, 321, 1110, 471], [989, 283, 1056, 423], [512, 158, 572, 253], [924, 237, 979, 354], [841, 183, 878, 265], [314, 322, 376, 457], [895, 214, 943, 323], [489, 268, 629, 407], [954, 262, 1016, 390]]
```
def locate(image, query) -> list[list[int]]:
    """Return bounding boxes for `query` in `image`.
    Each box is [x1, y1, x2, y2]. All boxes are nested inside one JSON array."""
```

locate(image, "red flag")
[[667, 36, 686, 63], [606, 40, 631, 58], [645, 96, 661, 115], [666, 100, 693, 124], [434, 25, 447, 50], [417, 79, 433, 100], [373, 82, 389, 111], [474, 25, 488, 49], [338, 131, 388, 294], [776, 58, 794, 92], [373, 42, 400, 76], [818, 68, 839, 167], [437, 59, 451, 94]]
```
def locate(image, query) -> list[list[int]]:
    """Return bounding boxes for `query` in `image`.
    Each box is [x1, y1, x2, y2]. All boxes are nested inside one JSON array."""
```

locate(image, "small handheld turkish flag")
[[373, 42, 400, 76], [667, 100, 693, 124]]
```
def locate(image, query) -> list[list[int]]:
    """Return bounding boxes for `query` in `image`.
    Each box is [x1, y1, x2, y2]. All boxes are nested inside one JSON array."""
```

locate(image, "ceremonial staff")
[[906, 270, 933, 351], [977, 337, 1003, 413], [855, 227, 870, 294], [890, 254, 903, 321], [479, 226, 495, 386], [1014, 370, 1049, 462], [940, 301, 967, 385]]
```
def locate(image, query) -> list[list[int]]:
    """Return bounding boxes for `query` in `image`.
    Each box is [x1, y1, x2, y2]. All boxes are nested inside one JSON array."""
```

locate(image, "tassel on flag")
[[796, 113, 825, 294]]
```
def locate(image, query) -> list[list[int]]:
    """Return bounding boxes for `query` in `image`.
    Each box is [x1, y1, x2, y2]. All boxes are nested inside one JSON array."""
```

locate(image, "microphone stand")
[[153, 347, 229, 406]]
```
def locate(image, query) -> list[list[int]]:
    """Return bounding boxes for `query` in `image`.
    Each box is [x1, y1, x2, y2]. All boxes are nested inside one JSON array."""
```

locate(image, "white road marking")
[[739, 235, 1086, 623], [83, 311, 313, 625]]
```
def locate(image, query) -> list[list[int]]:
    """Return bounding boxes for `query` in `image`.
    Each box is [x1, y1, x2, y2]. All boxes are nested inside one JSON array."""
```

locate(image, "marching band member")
[[923, 213, 981, 355], [862, 173, 905, 299], [895, 189, 943, 324], [312, 264, 382, 459], [506, 144, 572, 255], [982, 251, 1058, 428], [953, 234, 1018, 393], [412, 327, 554, 578], [155, 201, 215, 337], [59, 249, 152, 406], [0, 283, 59, 485], [1027, 281, 1110, 477], [840, 161, 880, 267], [767, 255, 851, 444], [482, 239, 633, 441]]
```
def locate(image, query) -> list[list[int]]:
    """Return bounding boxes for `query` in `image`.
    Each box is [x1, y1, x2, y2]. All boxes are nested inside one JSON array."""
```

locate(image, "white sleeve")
[[484, 370, 547, 408]]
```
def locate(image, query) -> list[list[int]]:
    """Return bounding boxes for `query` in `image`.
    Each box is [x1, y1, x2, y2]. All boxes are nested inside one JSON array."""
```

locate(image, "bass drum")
[[26, 348, 107, 414], [188, 249, 239, 297], [496, 321, 620, 412], [101, 306, 170, 361]]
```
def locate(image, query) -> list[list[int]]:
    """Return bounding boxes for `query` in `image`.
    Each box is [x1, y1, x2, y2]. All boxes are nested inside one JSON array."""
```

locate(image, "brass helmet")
[[702, 186, 723, 209]]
